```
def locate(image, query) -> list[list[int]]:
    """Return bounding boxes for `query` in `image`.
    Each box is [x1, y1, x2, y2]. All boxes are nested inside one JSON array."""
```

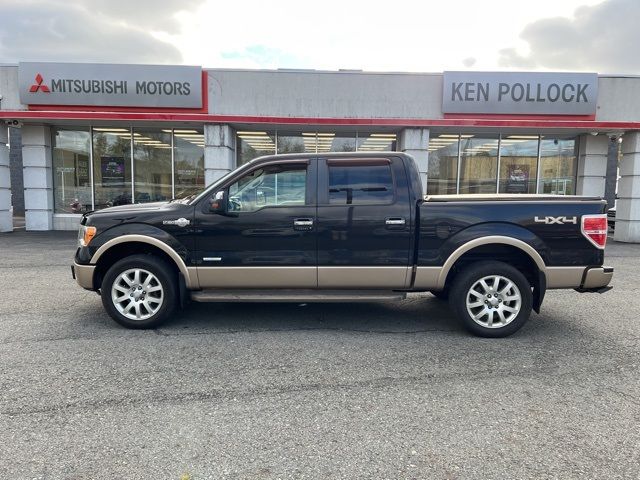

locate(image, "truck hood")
[[89, 201, 169, 215]]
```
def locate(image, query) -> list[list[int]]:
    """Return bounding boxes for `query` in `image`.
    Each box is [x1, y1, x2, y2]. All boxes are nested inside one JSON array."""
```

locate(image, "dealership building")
[[1, 62, 639, 242]]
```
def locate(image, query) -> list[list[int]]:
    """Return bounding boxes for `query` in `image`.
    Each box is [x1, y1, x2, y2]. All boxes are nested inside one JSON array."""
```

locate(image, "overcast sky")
[[0, 0, 637, 74]]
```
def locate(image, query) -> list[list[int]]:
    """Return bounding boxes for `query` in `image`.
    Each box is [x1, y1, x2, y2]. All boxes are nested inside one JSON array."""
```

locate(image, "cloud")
[[0, 0, 204, 64], [498, 0, 640, 73], [462, 57, 477, 68], [221, 45, 306, 69], [87, 0, 204, 34]]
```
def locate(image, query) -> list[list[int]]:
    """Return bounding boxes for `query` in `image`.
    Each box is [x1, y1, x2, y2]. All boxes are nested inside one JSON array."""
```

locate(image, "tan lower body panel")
[[317, 266, 410, 289], [185, 267, 199, 289], [545, 267, 585, 289], [412, 267, 442, 290], [73, 262, 95, 289], [582, 266, 613, 289], [197, 266, 317, 288]]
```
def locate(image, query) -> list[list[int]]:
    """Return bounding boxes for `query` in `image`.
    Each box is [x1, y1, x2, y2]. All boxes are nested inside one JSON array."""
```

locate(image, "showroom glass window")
[[133, 129, 172, 203], [323, 133, 356, 153], [356, 133, 397, 152], [538, 137, 577, 195], [499, 136, 539, 194], [52, 127, 91, 213], [92, 128, 132, 209], [277, 131, 309, 154], [237, 130, 393, 164], [173, 129, 205, 198], [459, 135, 500, 194], [237, 131, 276, 165], [427, 134, 461, 195]]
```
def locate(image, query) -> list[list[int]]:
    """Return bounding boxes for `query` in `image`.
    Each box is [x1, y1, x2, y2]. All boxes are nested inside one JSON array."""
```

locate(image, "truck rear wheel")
[[449, 261, 532, 338], [101, 254, 177, 329]]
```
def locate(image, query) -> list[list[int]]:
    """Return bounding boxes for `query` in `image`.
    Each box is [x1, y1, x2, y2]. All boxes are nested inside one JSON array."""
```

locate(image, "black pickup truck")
[[72, 152, 613, 337]]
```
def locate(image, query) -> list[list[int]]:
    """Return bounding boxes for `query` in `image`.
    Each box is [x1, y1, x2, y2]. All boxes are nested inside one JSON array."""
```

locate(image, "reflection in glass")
[[52, 127, 91, 213], [323, 133, 356, 153], [328, 164, 394, 205], [459, 135, 499, 194], [539, 137, 577, 195], [92, 128, 132, 208], [133, 129, 172, 203], [499, 136, 539, 194], [237, 131, 276, 165], [173, 129, 205, 197], [427, 134, 460, 194], [228, 164, 307, 212], [356, 133, 397, 152], [278, 132, 312, 154]]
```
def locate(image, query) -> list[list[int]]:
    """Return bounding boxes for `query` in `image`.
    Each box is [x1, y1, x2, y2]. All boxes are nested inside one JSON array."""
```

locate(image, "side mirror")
[[209, 190, 238, 217]]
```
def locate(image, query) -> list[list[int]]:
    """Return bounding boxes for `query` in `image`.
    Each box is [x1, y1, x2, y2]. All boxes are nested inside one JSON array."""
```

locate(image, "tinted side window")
[[328, 164, 394, 205]]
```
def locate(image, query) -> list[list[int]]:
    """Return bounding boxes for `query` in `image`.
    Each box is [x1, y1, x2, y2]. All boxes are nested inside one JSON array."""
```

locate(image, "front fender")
[[77, 223, 193, 267]]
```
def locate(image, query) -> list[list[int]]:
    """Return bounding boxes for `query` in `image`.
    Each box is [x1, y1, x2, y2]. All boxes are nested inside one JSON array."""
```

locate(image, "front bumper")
[[576, 266, 614, 293], [72, 262, 96, 290]]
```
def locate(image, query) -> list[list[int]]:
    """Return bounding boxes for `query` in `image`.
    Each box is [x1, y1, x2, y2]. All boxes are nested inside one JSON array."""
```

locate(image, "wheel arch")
[[438, 236, 546, 291], [91, 235, 198, 289]]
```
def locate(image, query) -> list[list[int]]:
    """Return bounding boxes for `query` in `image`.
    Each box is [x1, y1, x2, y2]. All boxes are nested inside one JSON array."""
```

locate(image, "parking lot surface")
[[0, 231, 639, 479]]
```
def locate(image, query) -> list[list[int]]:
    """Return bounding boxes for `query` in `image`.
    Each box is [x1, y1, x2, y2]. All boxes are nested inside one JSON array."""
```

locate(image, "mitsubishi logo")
[[29, 73, 50, 93]]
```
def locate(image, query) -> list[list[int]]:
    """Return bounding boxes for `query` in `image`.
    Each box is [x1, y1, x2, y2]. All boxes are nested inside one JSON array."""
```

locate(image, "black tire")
[[449, 261, 533, 338], [101, 254, 177, 329], [430, 289, 449, 300]]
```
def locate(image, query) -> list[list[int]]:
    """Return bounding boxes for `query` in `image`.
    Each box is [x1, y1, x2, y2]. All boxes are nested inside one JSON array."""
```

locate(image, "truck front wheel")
[[449, 261, 532, 338], [101, 254, 177, 329]]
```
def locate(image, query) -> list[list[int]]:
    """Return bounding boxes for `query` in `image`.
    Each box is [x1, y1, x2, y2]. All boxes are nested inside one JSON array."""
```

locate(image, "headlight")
[[77, 225, 97, 247]]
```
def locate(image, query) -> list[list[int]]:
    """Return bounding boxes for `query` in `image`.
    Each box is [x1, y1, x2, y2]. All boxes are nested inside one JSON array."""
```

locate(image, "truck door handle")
[[293, 218, 314, 231], [385, 217, 406, 226]]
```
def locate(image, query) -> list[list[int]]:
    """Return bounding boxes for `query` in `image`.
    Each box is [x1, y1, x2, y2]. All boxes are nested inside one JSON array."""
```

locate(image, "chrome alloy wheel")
[[465, 275, 522, 329], [111, 268, 164, 321]]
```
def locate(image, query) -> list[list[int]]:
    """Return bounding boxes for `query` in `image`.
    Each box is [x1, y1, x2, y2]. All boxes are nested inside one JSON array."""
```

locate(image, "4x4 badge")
[[163, 218, 190, 227], [534, 216, 577, 225]]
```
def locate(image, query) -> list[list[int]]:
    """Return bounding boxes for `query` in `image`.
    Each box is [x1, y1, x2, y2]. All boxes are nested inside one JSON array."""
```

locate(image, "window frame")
[[199, 158, 314, 215], [318, 158, 397, 207]]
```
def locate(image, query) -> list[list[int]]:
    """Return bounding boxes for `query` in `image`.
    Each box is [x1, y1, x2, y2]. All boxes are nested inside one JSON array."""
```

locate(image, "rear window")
[[328, 164, 394, 205]]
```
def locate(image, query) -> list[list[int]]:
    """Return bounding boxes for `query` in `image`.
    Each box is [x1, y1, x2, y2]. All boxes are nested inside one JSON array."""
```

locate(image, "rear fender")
[[437, 222, 549, 267], [437, 224, 548, 311]]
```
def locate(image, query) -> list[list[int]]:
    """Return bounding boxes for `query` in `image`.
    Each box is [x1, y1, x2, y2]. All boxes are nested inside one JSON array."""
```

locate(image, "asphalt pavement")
[[0, 231, 638, 479]]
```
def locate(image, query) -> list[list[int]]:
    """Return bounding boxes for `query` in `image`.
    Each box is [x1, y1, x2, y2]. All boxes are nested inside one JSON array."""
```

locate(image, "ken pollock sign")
[[18, 62, 203, 108], [442, 71, 598, 115]]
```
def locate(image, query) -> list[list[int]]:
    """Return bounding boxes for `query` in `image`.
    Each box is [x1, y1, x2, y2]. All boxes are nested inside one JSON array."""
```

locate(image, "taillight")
[[581, 214, 607, 249]]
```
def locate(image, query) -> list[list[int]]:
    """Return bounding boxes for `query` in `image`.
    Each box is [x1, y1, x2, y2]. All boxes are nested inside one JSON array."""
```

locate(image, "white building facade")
[[0, 63, 639, 242]]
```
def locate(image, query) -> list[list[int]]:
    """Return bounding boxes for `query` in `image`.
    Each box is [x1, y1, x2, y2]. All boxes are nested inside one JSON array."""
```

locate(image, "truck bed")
[[425, 194, 603, 202]]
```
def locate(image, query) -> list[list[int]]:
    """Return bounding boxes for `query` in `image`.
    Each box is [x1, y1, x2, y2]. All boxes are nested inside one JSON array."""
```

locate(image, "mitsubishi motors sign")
[[18, 62, 203, 108]]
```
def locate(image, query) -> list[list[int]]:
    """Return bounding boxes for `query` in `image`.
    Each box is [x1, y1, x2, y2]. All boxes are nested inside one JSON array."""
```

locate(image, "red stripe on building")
[[2, 110, 640, 130]]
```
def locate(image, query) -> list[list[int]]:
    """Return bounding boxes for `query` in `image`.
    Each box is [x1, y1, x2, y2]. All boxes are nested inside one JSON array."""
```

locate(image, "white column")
[[576, 134, 608, 196], [204, 124, 235, 187], [399, 128, 430, 193], [0, 126, 12, 232], [614, 132, 640, 243], [22, 125, 53, 230]]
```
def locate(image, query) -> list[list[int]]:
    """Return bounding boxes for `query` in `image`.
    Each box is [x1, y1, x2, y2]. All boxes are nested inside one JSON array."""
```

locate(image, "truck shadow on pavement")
[[79, 291, 587, 340], [153, 295, 475, 336]]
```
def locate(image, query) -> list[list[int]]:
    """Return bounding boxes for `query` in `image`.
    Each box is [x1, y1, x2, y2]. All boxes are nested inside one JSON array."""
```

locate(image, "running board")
[[190, 289, 407, 303]]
